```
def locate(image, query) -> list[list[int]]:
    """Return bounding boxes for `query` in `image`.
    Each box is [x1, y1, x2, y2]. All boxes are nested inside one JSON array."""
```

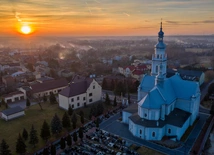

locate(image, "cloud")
[[123, 12, 130, 17], [192, 20, 214, 24], [132, 26, 154, 29]]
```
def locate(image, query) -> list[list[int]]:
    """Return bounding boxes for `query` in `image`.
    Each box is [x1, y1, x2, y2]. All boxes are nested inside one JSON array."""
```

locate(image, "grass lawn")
[[130, 144, 164, 155], [0, 102, 84, 154]]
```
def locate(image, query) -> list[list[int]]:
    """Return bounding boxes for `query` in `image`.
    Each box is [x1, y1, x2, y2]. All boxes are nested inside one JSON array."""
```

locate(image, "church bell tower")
[[151, 21, 167, 78]]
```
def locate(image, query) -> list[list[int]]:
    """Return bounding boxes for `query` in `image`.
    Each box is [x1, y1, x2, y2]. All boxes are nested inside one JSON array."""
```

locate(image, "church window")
[[168, 128, 171, 134], [152, 132, 155, 137], [157, 54, 159, 58], [140, 129, 142, 134], [156, 66, 158, 73], [144, 113, 147, 117]]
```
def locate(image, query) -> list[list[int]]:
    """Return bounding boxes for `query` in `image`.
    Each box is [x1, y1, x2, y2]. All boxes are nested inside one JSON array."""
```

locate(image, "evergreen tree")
[[79, 110, 84, 124], [73, 132, 78, 143], [26, 98, 31, 107], [105, 93, 111, 105], [22, 128, 28, 141], [97, 103, 104, 115], [1, 98, 5, 106], [78, 127, 84, 140], [5, 103, 8, 109], [60, 138, 65, 150], [51, 114, 62, 134], [40, 120, 51, 141], [49, 92, 56, 104], [50, 144, 56, 155], [42, 147, 49, 155], [96, 118, 100, 128], [128, 92, 131, 104], [71, 113, 77, 129], [66, 134, 72, 147], [68, 104, 73, 116], [43, 95, 47, 102], [113, 96, 117, 107], [29, 125, 39, 147], [62, 112, 71, 129], [16, 134, 26, 154], [0, 139, 11, 155]]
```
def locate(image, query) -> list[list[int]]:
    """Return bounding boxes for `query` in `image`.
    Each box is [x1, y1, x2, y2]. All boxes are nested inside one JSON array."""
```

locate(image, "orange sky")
[[1, 0, 214, 36]]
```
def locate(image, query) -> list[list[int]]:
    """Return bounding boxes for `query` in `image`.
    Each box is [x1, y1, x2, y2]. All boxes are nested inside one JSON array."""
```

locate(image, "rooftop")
[[1, 106, 24, 116]]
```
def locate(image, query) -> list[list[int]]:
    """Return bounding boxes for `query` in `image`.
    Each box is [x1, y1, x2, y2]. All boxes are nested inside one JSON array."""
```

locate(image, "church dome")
[[155, 42, 166, 49]]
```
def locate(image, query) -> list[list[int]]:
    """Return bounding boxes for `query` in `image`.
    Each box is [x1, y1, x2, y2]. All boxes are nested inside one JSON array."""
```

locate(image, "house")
[[122, 23, 200, 141], [30, 78, 68, 98], [59, 76, 102, 110], [2, 91, 26, 103], [1, 106, 25, 121], [167, 68, 205, 86]]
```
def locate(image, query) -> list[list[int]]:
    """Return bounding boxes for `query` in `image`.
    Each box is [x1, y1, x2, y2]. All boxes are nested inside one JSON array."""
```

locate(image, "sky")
[[1, 0, 214, 36]]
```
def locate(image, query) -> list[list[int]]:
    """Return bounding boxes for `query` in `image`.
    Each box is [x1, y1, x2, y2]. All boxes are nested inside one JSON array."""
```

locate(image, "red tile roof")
[[132, 70, 144, 75]]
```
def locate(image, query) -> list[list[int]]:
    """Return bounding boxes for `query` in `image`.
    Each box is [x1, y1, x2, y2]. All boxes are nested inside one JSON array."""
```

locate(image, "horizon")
[[1, 0, 214, 36]]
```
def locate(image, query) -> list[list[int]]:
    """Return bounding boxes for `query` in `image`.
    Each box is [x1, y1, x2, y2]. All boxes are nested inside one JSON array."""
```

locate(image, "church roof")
[[123, 103, 138, 114], [139, 74, 199, 109], [129, 108, 191, 128], [139, 75, 155, 92]]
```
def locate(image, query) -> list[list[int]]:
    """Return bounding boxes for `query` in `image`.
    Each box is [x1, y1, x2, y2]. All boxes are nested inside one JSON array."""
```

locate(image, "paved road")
[[100, 113, 209, 155]]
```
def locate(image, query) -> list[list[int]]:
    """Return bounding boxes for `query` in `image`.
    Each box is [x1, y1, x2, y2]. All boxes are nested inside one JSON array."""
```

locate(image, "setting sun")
[[21, 25, 31, 34]]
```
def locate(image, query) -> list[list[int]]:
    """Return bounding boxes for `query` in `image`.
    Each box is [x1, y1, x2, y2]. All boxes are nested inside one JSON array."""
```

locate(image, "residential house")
[[59, 76, 102, 110], [2, 91, 26, 103], [30, 78, 68, 98], [1, 106, 25, 121]]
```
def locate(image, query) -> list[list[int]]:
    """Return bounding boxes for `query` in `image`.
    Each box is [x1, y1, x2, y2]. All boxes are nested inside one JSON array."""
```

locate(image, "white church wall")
[[177, 116, 190, 140], [148, 109, 160, 120], [145, 127, 165, 140], [122, 111, 132, 124]]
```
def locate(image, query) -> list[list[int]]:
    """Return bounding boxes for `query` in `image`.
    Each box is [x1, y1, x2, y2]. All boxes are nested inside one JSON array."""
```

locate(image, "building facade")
[[59, 76, 102, 110], [122, 23, 200, 141]]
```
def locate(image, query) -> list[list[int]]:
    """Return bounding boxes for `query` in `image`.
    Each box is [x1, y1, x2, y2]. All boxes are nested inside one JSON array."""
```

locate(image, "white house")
[[122, 23, 200, 141], [59, 76, 102, 110], [1, 106, 25, 121], [30, 78, 68, 98], [2, 91, 26, 103]]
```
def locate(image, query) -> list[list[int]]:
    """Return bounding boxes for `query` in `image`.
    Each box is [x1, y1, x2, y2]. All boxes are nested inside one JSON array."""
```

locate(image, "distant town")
[[1, 29, 214, 155]]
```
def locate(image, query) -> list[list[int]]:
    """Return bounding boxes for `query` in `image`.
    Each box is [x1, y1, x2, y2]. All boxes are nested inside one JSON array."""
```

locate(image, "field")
[[0, 102, 82, 154]]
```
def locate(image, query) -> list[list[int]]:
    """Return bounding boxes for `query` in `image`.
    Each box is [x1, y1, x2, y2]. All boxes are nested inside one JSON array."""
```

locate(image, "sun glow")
[[21, 25, 31, 34]]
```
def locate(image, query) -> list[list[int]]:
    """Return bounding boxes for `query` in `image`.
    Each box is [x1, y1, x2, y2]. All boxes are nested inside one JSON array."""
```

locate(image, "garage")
[[6, 99, 12, 103], [1, 106, 25, 121], [20, 96, 24, 100]]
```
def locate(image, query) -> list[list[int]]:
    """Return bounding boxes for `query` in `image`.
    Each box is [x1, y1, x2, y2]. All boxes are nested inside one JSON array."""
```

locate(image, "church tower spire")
[[151, 20, 167, 78]]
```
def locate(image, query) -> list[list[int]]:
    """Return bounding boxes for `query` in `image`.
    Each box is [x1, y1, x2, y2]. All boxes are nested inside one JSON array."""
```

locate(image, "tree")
[[97, 103, 104, 115], [128, 92, 131, 104], [114, 81, 125, 96], [78, 127, 84, 140], [79, 110, 84, 124], [26, 98, 31, 107], [42, 147, 49, 155], [0, 139, 11, 155], [113, 96, 117, 107], [16, 134, 26, 154], [71, 113, 77, 129], [26, 63, 34, 72], [60, 138, 65, 150], [29, 125, 39, 147], [1, 98, 5, 106], [50, 144, 56, 155], [66, 134, 72, 147], [73, 132, 78, 143], [62, 112, 71, 129], [22, 128, 28, 141], [96, 118, 100, 128], [5, 103, 8, 109], [68, 105, 73, 116], [40, 120, 51, 141], [43, 95, 47, 102], [49, 92, 57, 104], [105, 93, 111, 105], [51, 114, 62, 134]]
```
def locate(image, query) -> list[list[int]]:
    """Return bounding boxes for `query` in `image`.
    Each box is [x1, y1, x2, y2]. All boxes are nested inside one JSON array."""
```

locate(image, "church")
[[122, 22, 200, 141]]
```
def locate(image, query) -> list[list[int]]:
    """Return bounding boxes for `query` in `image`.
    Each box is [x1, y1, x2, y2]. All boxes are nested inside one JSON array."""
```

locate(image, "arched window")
[[152, 132, 155, 137], [168, 128, 171, 134], [140, 129, 142, 134], [156, 66, 158, 73]]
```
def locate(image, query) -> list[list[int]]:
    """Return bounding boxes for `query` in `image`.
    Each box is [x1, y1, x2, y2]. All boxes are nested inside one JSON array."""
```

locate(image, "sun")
[[21, 25, 31, 34]]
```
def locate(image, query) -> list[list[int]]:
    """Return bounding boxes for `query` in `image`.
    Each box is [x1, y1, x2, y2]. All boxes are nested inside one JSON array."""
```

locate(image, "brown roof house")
[[30, 78, 68, 98], [2, 91, 26, 103], [59, 76, 102, 110]]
